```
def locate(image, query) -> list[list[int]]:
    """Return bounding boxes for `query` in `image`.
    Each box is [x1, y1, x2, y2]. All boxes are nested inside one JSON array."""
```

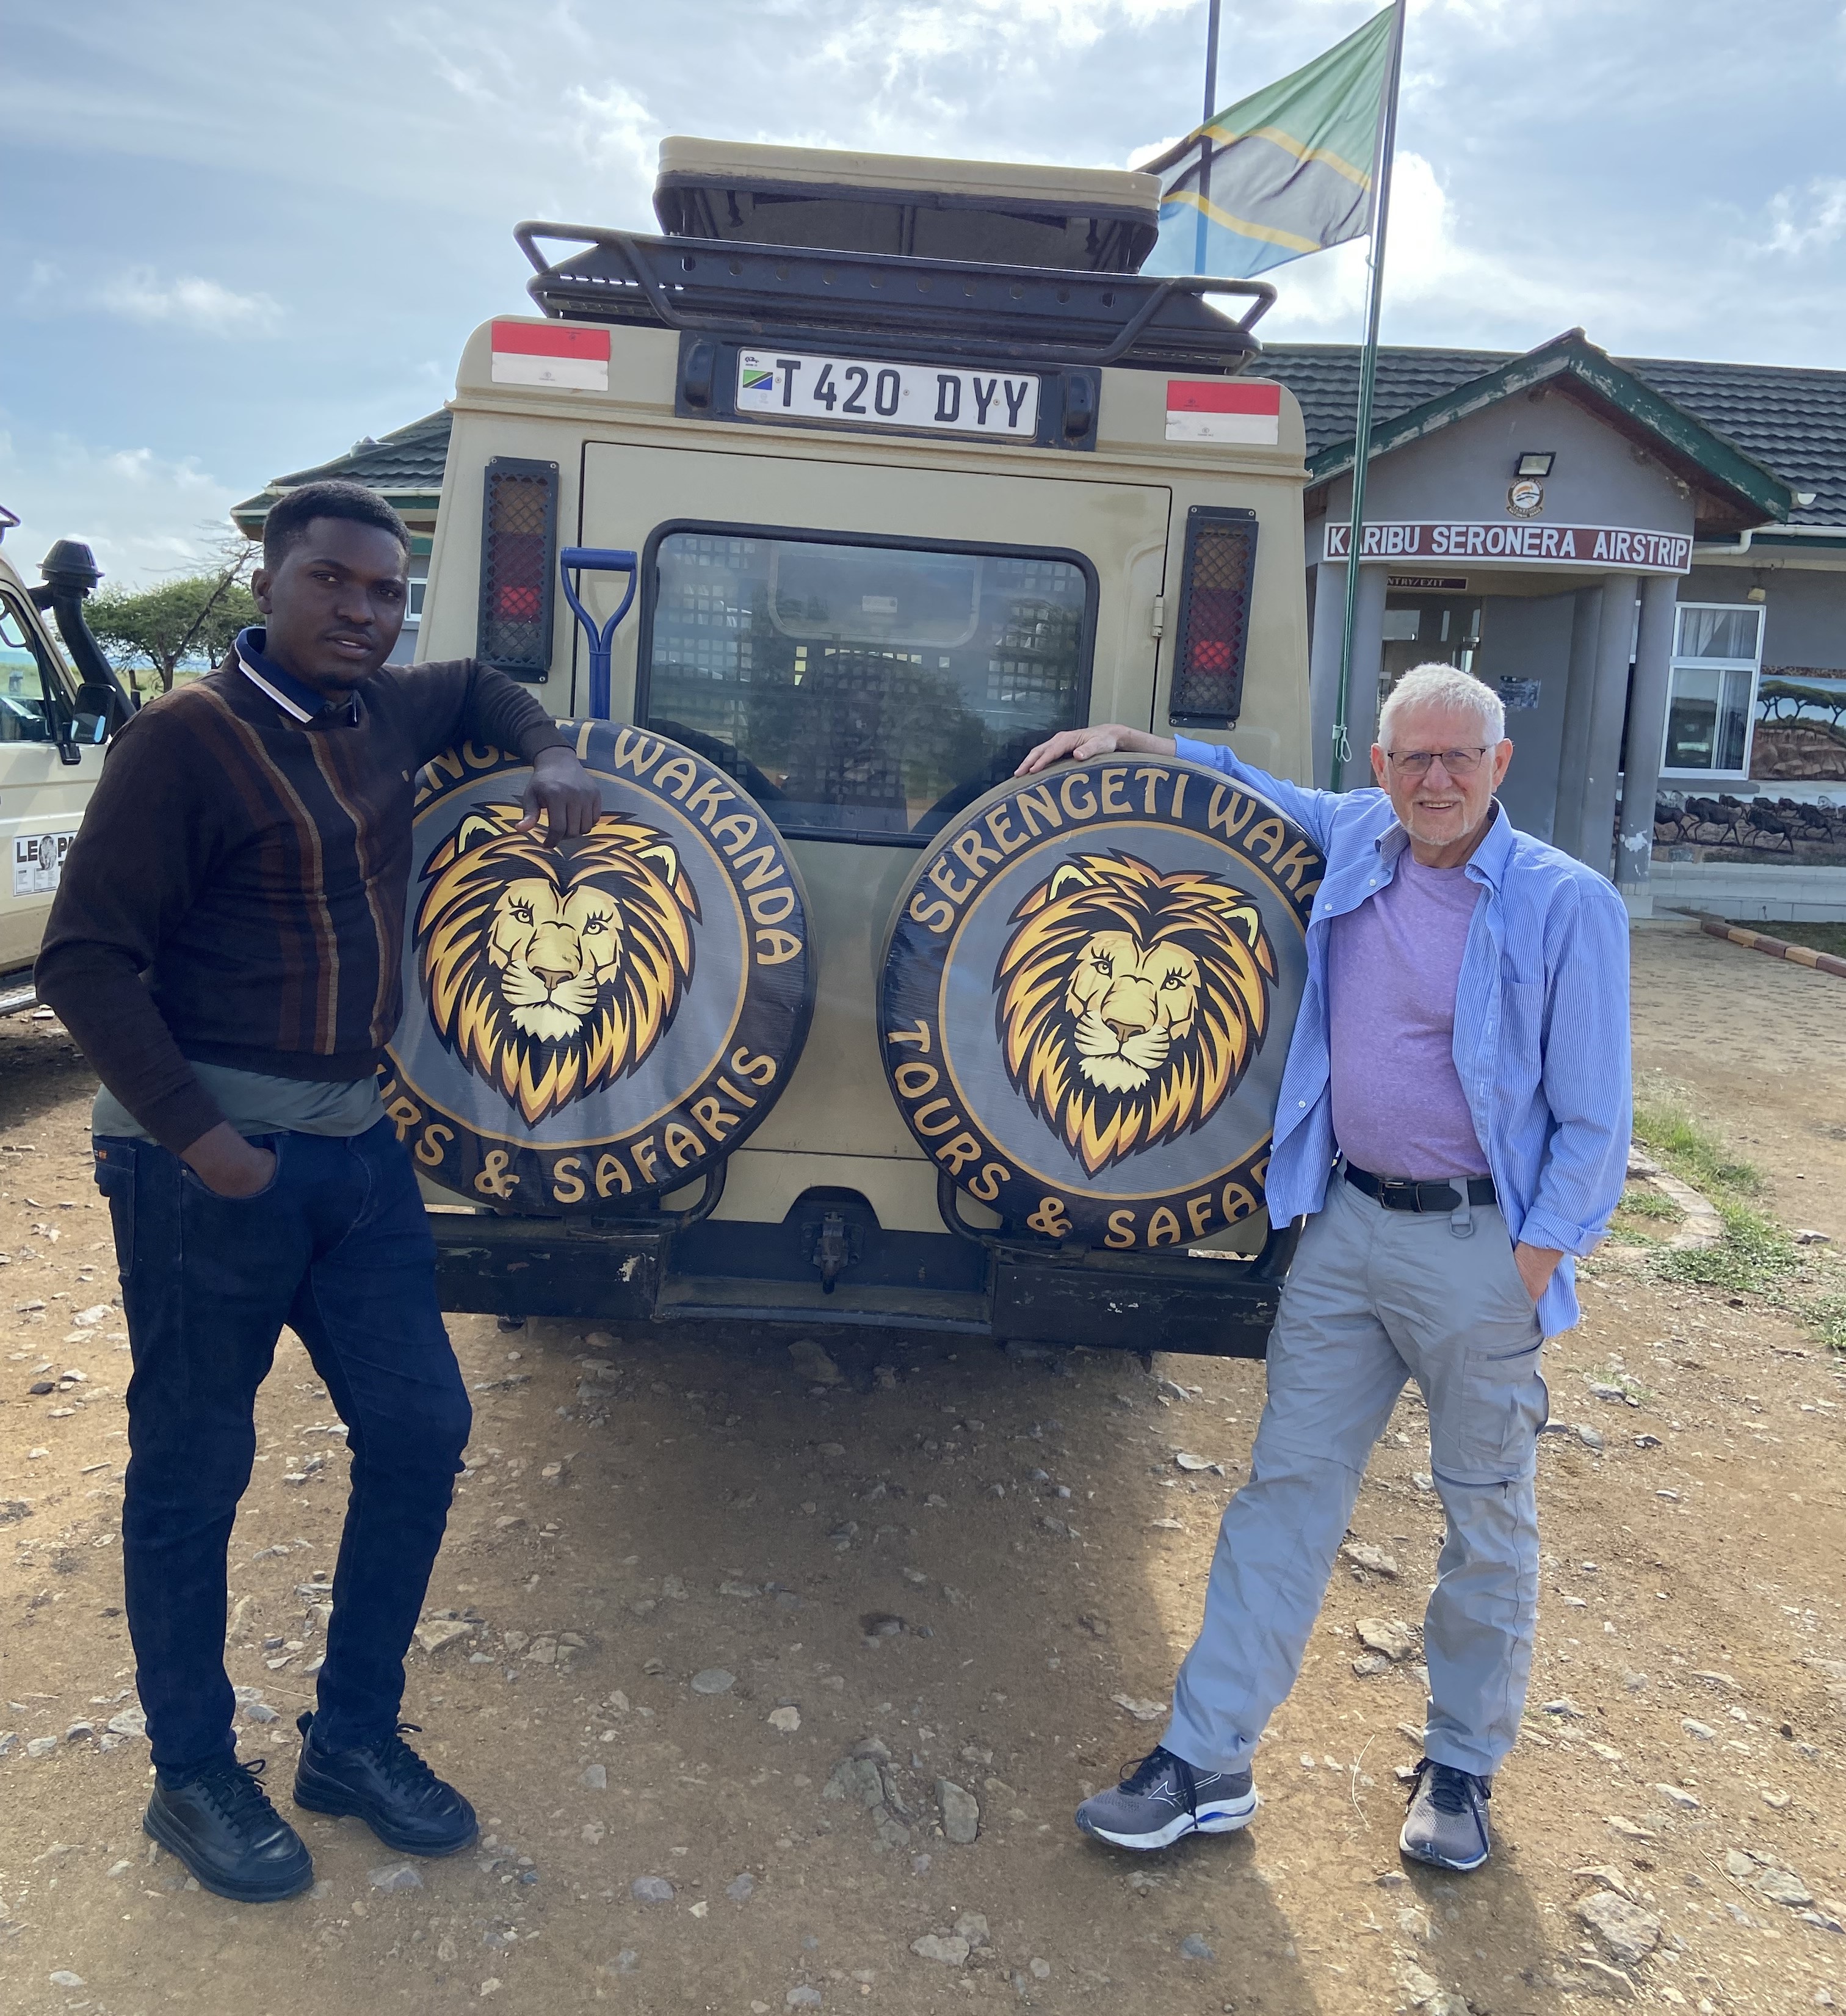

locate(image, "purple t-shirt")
[[1327, 850, 1489, 1181]]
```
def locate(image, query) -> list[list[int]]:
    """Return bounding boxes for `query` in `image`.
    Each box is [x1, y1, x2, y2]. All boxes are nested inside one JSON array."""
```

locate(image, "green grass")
[[1631, 1095, 1762, 1198], [1629, 1094, 1840, 1344], [1728, 918, 1846, 960]]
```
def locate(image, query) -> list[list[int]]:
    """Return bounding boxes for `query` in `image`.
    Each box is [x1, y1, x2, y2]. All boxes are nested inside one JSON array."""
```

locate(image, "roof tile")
[[1258, 345, 1846, 526]]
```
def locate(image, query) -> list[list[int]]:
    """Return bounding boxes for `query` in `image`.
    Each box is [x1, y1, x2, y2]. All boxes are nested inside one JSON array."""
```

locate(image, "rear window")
[[637, 526, 1093, 843]]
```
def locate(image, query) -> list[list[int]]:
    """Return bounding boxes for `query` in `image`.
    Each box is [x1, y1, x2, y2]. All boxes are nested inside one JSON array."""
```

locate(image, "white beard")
[[1072, 1009, 1170, 1092], [501, 960, 602, 1040]]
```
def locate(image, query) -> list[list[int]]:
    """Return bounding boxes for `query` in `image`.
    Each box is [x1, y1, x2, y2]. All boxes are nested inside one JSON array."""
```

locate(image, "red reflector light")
[[476, 459, 559, 681], [1170, 509, 1258, 727]]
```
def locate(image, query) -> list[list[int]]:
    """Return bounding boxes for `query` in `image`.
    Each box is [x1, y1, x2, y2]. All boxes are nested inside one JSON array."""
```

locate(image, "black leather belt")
[[1344, 1162, 1497, 1213]]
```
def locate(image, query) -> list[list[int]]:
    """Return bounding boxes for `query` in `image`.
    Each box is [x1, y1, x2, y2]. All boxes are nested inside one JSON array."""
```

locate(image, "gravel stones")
[[1179, 1934, 1215, 1960], [726, 1873, 756, 1902], [631, 1876, 676, 1903], [1727, 1846, 1815, 1908], [369, 1863, 424, 1892], [936, 1778, 980, 1844], [691, 1667, 736, 1695], [767, 1706, 802, 1734], [1575, 1890, 1662, 1967], [580, 1764, 607, 1790], [1111, 1693, 1167, 1722], [786, 1990, 822, 2009]]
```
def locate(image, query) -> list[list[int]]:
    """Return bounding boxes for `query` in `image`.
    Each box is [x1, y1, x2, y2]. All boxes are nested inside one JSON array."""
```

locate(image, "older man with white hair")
[[1017, 662, 1631, 1873]]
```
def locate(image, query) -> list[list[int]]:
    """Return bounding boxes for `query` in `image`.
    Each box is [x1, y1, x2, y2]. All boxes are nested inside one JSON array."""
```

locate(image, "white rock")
[[1575, 1890, 1661, 1967], [581, 1764, 607, 1790], [1341, 1541, 1400, 1578], [1110, 1693, 1167, 1722], [691, 1667, 736, 1696], [1355, 1616, 1419, 1662], [911, 1934, 971, 1965], [937, 1779, 980, 1844], [49, 1973, 85, 1989], [413, 1618, 474, 1654], [369, 1863, 424, 1892], [1654, 1782, 1701, 1810], [767, 1706, 801, 1734]]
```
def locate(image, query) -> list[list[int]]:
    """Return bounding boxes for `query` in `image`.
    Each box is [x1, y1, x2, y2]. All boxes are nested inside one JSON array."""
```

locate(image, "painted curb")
[[1693, 913, 1846, 981]]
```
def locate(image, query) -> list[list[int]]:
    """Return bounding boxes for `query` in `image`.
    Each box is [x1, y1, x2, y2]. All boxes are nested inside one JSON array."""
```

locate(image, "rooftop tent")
[[652, 137, 1163, 273]]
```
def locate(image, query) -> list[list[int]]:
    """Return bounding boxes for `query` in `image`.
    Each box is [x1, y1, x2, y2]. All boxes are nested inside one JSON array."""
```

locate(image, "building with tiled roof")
[[231, 411, 452, 661], [227, 330, 1846, 916]]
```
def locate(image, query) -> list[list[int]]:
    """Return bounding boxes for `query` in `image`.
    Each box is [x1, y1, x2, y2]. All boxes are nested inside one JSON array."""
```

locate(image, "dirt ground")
[[2, 921, 1843, 2016]]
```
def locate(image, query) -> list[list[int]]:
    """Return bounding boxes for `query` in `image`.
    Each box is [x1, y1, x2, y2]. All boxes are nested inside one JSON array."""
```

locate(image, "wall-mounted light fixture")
[[1515, 452, 1554, 477]]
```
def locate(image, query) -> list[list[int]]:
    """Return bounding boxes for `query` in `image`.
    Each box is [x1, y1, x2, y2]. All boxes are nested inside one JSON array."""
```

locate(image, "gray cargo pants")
[[1164, 1172, 1549, 1780]]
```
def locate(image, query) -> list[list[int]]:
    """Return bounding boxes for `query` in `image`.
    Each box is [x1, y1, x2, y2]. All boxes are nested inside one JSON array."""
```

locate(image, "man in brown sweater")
[[37, 479, 600, 1902]]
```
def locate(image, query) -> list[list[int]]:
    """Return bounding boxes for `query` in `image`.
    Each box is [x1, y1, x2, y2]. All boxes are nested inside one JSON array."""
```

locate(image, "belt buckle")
[[1380, 1178, 1415, 1211]]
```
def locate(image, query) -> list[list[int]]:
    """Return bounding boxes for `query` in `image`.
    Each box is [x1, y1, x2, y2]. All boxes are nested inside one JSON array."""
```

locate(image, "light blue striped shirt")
[[1175, 736, 1632, 1336]]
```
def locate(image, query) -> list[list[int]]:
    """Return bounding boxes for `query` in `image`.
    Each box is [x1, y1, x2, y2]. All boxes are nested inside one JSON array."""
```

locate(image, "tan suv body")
[[402, 142, 1315, 1356]]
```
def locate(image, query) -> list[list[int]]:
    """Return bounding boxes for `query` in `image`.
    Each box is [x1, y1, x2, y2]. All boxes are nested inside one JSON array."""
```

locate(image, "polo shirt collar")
[[236, 626, 360, 726], [1376, 799, 1514, 886]]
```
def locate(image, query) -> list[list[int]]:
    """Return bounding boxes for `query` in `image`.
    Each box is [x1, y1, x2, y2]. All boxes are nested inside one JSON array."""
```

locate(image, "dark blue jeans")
[[93, 1120, 472, 1780]]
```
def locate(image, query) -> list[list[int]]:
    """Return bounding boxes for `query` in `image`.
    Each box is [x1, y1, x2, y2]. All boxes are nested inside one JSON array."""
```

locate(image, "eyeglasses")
[[1384, 746, 1489, 778]]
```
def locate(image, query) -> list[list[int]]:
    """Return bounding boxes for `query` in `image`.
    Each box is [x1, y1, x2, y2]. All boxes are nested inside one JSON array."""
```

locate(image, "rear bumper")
[[429, 1212, 1293, 1358]]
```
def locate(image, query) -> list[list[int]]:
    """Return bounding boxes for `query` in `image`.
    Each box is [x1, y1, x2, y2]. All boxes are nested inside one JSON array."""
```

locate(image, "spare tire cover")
[[878, 757, 1320, 1251], [384, 722, 813, 1214]]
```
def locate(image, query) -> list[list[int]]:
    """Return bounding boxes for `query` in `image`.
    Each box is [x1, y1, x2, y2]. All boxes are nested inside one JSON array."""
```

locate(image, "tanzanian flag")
[[1142, 4, 1399, 278]]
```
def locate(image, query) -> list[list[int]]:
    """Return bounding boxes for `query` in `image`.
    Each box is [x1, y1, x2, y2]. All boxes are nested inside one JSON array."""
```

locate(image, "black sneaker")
[[1399, 1758, 1493, 1872], [1075, 1745, 1257, 1850], [143, 1757, 314, 1903], [293, 1711, 478, 1856]]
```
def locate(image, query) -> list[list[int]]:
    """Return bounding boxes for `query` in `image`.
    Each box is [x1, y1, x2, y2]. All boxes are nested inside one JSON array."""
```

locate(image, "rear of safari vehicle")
[[400, 140, 1314, 1357]]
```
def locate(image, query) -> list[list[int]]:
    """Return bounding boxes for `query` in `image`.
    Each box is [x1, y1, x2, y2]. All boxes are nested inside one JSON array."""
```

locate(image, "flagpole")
[[1193, 0, 1222, 274], [1328, 0, 1405, 790]]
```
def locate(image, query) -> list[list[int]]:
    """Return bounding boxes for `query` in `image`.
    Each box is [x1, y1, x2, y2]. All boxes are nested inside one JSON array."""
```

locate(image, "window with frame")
[[0, 594, 67, 744], [638, 528, 1094, 843], [1662, 602, 1763, 775]]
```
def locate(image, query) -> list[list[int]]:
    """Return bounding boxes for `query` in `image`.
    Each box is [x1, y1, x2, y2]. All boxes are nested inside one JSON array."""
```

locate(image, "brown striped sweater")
[[36, 650, 570, 1153]]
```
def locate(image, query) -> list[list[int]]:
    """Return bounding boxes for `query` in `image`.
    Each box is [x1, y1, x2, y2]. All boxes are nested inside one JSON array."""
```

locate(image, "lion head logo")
[[415, 802, 700, 1126], [994, 851, 1276, 1175]]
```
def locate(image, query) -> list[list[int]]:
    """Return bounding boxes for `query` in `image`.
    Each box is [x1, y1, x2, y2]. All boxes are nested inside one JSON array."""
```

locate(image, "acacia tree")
[[86, 538, 261, 696]]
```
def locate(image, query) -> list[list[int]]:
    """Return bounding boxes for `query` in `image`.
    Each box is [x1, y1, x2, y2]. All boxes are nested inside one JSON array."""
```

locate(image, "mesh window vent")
[[1168, 506, 1258, 728]]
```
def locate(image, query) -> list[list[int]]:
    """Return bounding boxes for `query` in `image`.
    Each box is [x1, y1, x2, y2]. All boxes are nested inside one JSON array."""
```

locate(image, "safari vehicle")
[[0, 511, 131, 1006], [393, 139, 1320, 1357]]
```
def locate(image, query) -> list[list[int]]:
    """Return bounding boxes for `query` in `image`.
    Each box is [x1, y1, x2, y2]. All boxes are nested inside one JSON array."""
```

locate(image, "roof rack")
[[513, 224, 1274, 375]]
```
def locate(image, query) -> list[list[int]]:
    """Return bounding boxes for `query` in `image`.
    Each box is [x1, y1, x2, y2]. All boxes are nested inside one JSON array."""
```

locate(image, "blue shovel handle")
[[559, 546, 638, 720]]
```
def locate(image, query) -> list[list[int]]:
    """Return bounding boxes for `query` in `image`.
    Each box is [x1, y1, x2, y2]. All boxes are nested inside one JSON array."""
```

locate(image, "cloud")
[[0, 427, 240, 590], [93, 267, 280, 335], [1762, 177, 1846, 258]]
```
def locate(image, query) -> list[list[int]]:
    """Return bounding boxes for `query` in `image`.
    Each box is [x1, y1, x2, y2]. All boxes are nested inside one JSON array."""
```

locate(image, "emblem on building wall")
[[1506, 478, 1546, 518]]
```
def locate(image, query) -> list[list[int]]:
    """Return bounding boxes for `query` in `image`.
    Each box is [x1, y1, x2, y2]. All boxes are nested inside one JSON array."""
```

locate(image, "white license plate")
[[736, 349, 1041, 440]]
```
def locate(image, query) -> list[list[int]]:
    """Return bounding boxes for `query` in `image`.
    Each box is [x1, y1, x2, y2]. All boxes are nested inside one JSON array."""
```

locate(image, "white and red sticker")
[[490, 321, 611, 393], [1165, 379, 1281, 446]]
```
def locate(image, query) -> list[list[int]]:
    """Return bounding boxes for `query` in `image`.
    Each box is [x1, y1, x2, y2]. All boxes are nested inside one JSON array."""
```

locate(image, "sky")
[[4, 0, 1845, 588]]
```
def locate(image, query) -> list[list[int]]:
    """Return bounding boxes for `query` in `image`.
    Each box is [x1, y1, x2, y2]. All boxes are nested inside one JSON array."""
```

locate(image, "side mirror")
[[73, 680, 130, 742]]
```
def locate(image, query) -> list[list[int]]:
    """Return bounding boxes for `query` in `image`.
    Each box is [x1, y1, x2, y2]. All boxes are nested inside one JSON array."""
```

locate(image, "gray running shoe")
[[1399, 1758, 1493, 1871], [1075, 1745, 1256, 1850]]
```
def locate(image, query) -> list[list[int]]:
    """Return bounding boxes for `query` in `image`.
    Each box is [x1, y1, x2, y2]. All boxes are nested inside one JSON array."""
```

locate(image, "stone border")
[[1693, 913, 1846, 980], [1625, 1147, 1721, 1252]]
